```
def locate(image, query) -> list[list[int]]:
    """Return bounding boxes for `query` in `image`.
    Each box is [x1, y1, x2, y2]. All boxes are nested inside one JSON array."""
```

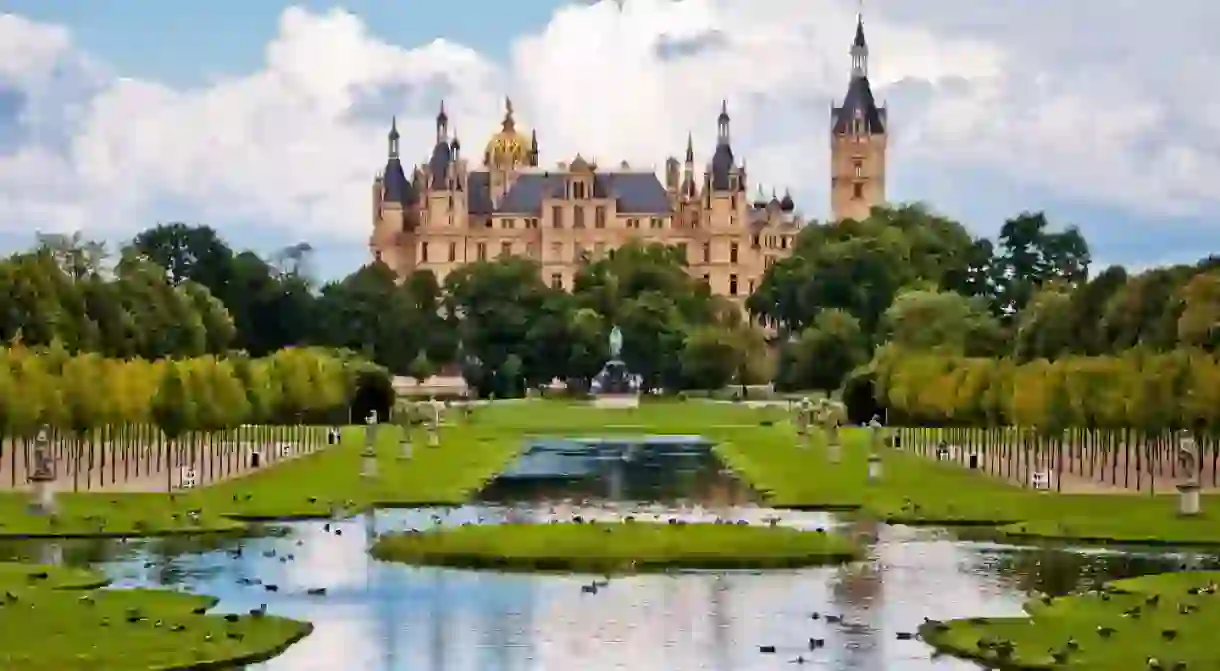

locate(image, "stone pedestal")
[[593, 394, 639, 409], [1178, 483, 1202, 516], [828, 442, 842, 464], [361, 413, 379, 478], [427, 429, 439, 447], [28, 426, 56, 515], [30, 479, 55, 514], [591, 359, 639, 408], [867, 454, 883, 481], [399, 440, 413, 460]]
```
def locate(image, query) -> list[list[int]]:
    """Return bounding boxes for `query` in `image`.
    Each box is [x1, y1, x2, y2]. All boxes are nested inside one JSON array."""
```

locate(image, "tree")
[[1177, 270, 1220, 350], [748, 204, 983, 338], [1013, 287, 1075, 361], [680, 326, 746, 390], [131, 223, 235, 289], [313, 263, 418, 374], [778, 309, 867, 392], [408, 352, 437, 384], [991, 212, 1090, 318], [881, 288, 1003, 355]]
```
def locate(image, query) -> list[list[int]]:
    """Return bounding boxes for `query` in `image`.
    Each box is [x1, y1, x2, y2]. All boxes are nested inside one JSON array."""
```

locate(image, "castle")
[[370, 15, 886, 309]]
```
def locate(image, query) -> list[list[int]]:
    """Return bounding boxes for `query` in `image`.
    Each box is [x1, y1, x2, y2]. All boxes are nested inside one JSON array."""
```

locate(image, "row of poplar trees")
[[869, 346, 1220, 488], [0, 344, 387, 467]]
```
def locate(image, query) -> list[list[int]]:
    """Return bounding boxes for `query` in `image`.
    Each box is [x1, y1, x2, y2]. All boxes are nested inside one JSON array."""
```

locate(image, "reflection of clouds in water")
[[25, 507, 1211, 671], [254, 606, 382, 671], [278, 517, 374, 591]]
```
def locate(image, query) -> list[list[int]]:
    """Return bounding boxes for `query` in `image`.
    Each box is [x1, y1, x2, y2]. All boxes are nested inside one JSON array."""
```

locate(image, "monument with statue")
[[590, 326, 640, 409]]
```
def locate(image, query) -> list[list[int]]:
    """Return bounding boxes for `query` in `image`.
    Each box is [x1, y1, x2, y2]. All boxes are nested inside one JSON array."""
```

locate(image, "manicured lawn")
[[0, 562, 311, 671], [371, 521, 860, 573], [0, 423, 523, 538], [712, 424, 1220, 544], [8, 400, 1214, 545], [921, 571, 1220, 670], [0, 493, 248, 539], [468, 399, 785, 434]]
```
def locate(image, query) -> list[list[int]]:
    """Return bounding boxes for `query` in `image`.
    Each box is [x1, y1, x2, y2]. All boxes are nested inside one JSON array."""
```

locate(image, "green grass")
[[0, 422, 523, 538], [712, 424, 1220, 544], [921, 571, 1220, 670], [8, 401, 1214, 545], [370, 521, 861, 573], [0, 562, 311, 671], [466, 399, 785, 434]]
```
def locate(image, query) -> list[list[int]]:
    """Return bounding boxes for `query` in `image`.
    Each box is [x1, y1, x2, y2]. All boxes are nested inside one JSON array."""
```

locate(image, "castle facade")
[[370, 16, 886, 308]]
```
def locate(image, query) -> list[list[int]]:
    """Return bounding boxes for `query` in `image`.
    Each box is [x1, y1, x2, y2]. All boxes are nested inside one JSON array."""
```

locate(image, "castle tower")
[[830, 11, 887, 222], [370, 117, 415, 272]]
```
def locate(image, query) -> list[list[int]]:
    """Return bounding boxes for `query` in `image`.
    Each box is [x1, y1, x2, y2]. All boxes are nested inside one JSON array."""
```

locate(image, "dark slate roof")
[[710, 143, 734, 191], [466, 170, 670, 215], [832, 75, 886, 135], [428, 141, 452, 188], [382, 157, 411, 204]]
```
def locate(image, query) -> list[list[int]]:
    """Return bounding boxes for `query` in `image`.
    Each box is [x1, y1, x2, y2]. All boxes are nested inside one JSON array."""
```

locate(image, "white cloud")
[[0, 0, 1216, 251]]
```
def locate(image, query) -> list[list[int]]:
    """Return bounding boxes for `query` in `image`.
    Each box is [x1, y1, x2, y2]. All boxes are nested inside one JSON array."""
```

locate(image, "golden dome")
[[484, 97, 531, 168]]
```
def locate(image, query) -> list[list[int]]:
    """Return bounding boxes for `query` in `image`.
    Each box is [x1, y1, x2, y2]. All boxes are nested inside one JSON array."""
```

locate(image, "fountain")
[[590, 325, 640, 409]]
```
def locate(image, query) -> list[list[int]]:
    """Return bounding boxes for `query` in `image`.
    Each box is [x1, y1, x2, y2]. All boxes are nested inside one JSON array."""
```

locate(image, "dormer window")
[[854, 161, 863, 178], [573, 181, 586, 199]]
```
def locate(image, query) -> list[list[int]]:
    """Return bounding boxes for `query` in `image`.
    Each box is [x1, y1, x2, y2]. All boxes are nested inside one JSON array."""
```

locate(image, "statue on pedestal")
[[28, 426, 56, 514], [867, 415, 884, 455], [818, 399, 846, 463], [591, 325, 637, 397]]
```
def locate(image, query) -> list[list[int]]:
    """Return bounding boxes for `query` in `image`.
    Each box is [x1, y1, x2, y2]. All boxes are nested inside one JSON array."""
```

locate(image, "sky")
[[0, 0, 1216, 280]]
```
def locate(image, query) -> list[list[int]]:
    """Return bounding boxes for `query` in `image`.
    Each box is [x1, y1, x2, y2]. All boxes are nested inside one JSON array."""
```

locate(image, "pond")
[[2, 437, 1217, 670]]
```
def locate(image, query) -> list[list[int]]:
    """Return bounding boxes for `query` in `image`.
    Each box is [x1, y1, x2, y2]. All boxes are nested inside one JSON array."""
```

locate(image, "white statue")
[[609, 326, 623, 360]]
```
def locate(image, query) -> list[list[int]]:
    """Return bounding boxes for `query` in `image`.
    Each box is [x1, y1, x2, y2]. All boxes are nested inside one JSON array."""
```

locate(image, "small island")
[[0, 562, 312, 670], [370, 521, 861, 573], [920, 571, 1220, 670]]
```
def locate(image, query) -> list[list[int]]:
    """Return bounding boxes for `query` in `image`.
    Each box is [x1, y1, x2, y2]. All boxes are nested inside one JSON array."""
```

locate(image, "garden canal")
[[2, 437, 1219, 670]]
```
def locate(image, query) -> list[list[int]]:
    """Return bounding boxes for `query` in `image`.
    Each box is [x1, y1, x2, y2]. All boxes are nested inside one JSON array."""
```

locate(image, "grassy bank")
[[921, 571, 1220, 670], [467, 399, 784, 434], [0, 562, 311, 670], [371, 521, 860, 573], [713, 425, 1220, 544], [0, 423, 523, 538]]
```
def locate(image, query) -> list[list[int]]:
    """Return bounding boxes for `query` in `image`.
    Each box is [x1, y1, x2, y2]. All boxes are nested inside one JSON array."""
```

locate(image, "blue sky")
[[5, 0, 563, 85], [0, 1, 1216, 280]]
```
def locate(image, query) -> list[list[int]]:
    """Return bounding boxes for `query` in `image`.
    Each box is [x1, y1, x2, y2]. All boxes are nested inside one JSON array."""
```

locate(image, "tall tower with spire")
[[830, 9, 887, 222]]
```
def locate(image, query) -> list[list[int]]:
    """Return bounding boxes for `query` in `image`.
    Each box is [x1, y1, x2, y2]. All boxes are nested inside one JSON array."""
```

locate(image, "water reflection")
[[2, 436, 1218, 670], [1, 509, 1214, 671]]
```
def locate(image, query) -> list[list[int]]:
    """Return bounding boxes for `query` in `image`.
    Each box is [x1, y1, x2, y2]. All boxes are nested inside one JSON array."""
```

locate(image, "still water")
[[1, 437, 1215, 671]]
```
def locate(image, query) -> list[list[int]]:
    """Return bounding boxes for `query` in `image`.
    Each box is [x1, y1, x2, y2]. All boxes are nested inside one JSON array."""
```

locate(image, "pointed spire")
[[854, 1, 867, 47], [387, 116, 400, 158], [502, 96, 516, 131], [851, 3, 869, 78], [685, 132, 694, 162], [716, 101, 731, 145], [437, 100, 448, 124]]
